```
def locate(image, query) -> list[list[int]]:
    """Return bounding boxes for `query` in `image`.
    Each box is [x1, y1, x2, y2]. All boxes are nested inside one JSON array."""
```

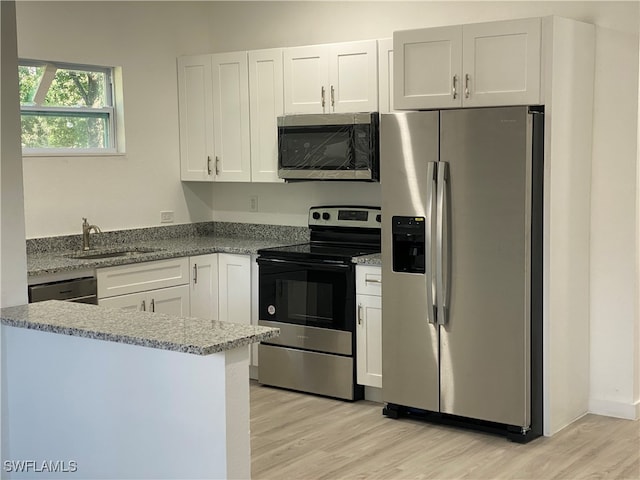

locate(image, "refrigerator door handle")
[[436, 162, 450, 326], [426, 161, 437, 324]]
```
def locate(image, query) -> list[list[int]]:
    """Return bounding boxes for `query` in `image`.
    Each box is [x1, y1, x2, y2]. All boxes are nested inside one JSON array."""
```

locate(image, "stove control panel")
[[308, 206, 381, 229]]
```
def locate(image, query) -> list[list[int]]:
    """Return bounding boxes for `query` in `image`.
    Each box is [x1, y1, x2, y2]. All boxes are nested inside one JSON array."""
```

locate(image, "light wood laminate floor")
[[250, 382, 640, 479]]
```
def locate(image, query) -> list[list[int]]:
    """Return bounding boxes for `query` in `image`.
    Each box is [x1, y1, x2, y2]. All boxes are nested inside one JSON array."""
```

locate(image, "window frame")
[[19, 59, 119, 156]]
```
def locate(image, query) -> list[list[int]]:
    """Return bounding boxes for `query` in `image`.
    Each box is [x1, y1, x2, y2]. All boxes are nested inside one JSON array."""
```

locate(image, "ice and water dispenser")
[[392, 216, 426, 274]]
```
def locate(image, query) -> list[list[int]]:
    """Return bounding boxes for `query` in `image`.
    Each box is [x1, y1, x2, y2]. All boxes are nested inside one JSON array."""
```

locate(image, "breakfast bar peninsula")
[[1, 300, 278, 479]]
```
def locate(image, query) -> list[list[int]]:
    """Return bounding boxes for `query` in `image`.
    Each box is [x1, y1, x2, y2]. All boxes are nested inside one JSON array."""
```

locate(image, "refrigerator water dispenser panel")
[[392, 216, 426, 273]]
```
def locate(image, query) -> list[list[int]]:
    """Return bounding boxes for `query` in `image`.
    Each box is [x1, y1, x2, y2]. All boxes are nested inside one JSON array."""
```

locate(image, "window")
[[19, 60, 118, 154]]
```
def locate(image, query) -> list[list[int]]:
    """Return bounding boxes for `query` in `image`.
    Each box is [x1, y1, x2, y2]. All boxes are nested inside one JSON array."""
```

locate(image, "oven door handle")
[[256, 257, 351, 270]]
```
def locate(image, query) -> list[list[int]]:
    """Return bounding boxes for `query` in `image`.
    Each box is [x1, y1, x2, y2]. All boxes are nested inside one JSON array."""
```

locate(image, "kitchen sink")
[[65, 247, 160, 260]]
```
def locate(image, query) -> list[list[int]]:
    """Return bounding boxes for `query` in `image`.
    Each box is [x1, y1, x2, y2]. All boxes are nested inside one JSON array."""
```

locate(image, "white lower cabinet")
[[356, 265, 382, 388], [190, 253, 251, 324], [97, 254, 251, 325], [99, 284, 190, 316], [97, 258, 191, 316], [218, 253, 251, 325], [189, 254, 219, 321]]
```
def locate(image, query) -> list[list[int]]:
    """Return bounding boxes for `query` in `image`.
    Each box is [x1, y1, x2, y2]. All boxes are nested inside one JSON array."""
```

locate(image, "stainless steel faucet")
[[82, 217, 102, 251]]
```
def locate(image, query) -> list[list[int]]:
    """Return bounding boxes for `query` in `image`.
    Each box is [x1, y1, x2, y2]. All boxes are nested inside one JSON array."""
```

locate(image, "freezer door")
[[439, 107, 532, 427], [380, 112, 440, 412]]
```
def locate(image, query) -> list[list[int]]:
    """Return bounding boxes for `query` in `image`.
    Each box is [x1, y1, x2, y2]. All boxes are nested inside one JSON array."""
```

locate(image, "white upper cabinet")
[[177, 55, 215, 181], [283, 45, 328, 114], [178, 52, 251, 182], [248, 49, 284, 183], [211, 52, 251, 182], [283, 40, 378, 114], [377, 38, 395, 114], [394, 18, 541, 109], [462, 18, 541, 107], [394, 26, 462, 109], [329, 41, 378, 113]]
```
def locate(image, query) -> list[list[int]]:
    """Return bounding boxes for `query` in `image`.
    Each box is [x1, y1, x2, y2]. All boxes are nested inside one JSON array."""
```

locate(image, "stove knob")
[[312, 212, 321, 220], [322, 212, 331, 221], [376, 214, 382, 223]]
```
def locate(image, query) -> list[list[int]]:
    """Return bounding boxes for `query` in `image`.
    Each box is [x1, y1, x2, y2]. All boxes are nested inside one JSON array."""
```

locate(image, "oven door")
[[257, 257, 355, 332]]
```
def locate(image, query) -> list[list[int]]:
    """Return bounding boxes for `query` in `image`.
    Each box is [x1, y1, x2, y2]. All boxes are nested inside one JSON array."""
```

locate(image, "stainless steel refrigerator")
[[380, 107, 543, 443]]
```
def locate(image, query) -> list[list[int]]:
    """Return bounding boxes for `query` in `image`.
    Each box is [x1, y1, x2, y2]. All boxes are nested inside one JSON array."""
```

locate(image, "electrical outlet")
[[249, 196, 259, 212], [160, 211, 174, 223]]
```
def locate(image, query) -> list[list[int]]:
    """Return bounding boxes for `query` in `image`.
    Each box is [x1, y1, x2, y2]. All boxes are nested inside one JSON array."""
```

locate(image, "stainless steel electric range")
[[257, 206, 381, 400]]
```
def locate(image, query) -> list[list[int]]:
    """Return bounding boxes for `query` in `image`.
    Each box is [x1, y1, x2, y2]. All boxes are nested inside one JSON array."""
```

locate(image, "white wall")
[[16, 1, 215, 238], [1, 0, 28, 306], [589, 26, 639, 419]]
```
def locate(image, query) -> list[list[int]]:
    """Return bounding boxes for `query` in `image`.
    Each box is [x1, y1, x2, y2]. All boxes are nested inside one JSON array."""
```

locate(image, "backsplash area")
[[26, 222, 309, 255]]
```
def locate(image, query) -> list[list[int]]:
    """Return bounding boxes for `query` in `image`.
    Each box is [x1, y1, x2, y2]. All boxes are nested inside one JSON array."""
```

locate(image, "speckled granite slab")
[[1, 300, 279, 355], [352, 253, 382, 266], [26, 222, 309, 255], [27, 222, 311, 278]]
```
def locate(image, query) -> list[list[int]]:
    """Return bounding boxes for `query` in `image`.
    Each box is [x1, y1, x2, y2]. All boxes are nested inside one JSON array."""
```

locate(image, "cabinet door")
[[99, 290, 146, 312], [150, 285, 190, 317], [189, 254, 219, 321], [394, 25, 463, 109], [357, 294, 382, 388], [328, 40, 378, 113], [218, 254, 251, 325], [377, 38, 395, 114], [177, 55, 215, 181], [212, 52, 251, 182], [283, 45, 328, 114], [462, 18, 541, 107], [248, 49, 284, 183]]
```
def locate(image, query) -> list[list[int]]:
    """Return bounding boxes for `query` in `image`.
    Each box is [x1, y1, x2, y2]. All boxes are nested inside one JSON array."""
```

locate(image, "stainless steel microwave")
[[277, 112, 379, 181]]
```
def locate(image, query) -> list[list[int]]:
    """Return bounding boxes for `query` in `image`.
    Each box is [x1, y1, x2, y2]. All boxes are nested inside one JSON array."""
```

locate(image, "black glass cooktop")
[[258, 242, 380, 262]]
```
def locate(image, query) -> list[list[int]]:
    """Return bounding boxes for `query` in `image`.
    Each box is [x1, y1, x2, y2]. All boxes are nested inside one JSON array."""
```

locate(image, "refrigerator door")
[[438, 107, 531, 427], [381, 111, 440, 412]]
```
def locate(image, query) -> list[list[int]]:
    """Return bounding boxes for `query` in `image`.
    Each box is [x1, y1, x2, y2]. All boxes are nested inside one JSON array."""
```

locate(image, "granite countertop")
[[26, 222, 382, 278], [352, 253, 382, 266], [27, 226, 305, 278], [1, 300, 279, 355]]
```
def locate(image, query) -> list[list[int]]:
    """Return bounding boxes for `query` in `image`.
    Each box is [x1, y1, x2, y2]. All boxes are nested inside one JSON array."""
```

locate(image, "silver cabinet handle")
[[365, 278, 381, 284], [193, 264, 198, 284], [464, 73, 470, 99], [436, 162, 450, 326], [141, 300, 146, 311], [330, 85, 335, 110], [207, 156, 212, 175], [358, 303, 364, 324], [426, 162, 437, 325], [150, 298, 155, 313], [452, 75, 458, 99], [321, 86, 326, 109], [215, 156, 220, 176]]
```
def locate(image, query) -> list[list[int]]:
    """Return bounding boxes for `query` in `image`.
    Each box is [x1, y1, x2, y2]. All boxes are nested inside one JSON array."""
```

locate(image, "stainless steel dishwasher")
[[28, 276, 98, 304]]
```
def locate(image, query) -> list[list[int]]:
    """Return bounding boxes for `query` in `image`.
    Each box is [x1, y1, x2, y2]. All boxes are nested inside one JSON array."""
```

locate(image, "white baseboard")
[[589, 398, 640, 420], [364, 386, 383, 403]]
